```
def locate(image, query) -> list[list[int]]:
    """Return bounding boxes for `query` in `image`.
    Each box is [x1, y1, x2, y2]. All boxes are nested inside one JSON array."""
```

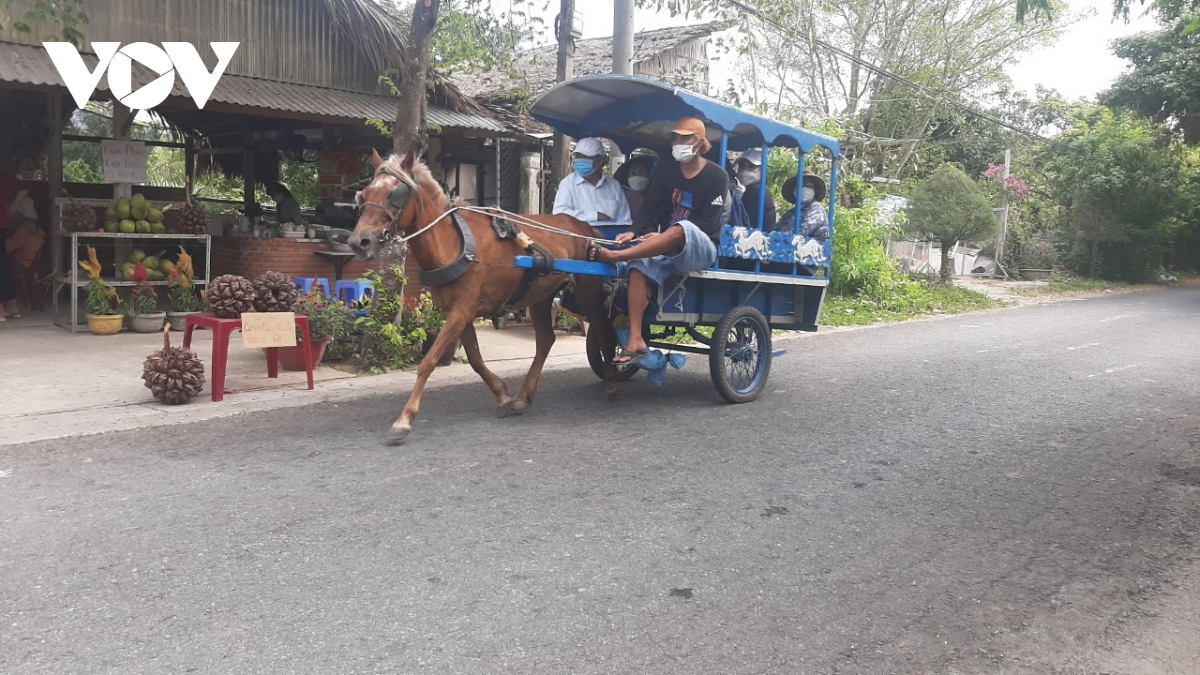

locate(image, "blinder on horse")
[[354, 170, 416, 241]]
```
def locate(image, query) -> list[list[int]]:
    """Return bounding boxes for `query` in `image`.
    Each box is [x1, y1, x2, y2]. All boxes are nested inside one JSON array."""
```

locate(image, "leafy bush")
[[332, 266, 431, 372], [831, 202, 930, 311]]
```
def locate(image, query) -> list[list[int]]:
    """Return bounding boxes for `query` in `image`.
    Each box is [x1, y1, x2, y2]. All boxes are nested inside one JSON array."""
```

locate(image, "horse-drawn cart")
[[516, 75, 842, 404]]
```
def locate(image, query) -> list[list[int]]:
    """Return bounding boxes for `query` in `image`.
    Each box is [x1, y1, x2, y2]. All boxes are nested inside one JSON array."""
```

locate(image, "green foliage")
[[1042, 107, 1191, 281], [130, 283, 157, 316], [333, 266, 433, 371], [905, 165, 1000, 245], [2, 0, 90, 46], [830, 201, 931, 310], [821, 283, 995, 326], [903, 164, 999, 280], [83, 281, 121, 316], [1103, 5, 1200, 144], [292, 291, 355, 342], [63, 157, 103, 184], [167, 283, 206, 313]]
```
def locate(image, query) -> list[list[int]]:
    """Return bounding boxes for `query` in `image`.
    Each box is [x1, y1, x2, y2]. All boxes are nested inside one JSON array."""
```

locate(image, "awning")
[[0, 41, 505, 133]]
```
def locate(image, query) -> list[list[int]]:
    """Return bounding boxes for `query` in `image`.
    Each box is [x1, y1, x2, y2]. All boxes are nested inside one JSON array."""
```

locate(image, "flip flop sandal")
[[613, 348, 649, 368]]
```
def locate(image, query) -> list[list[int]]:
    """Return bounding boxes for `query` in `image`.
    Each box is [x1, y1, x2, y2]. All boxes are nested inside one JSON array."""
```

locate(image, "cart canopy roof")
[[530, 75, 840, 158]]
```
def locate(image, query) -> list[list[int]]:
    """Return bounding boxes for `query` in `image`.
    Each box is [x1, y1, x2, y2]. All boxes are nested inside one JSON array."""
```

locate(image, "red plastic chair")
[[182, 313, 315, 402]]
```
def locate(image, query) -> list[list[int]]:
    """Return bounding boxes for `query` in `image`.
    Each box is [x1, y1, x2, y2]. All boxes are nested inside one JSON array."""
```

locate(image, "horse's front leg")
[[506, 295, 557, 415], [389, 306, 474, 442], [458, 322, 514, 416]]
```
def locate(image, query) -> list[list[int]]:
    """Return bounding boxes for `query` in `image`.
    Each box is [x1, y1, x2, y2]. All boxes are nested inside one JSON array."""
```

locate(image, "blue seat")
[[334, 279, 374, 304], [294, 277, 331, 296]]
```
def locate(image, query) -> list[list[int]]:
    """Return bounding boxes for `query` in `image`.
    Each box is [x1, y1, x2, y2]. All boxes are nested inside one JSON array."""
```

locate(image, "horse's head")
[[350, 149, 431, 260]]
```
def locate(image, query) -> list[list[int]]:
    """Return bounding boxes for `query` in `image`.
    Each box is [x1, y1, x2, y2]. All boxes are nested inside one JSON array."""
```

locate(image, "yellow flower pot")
[[86, 313, 124, 335]]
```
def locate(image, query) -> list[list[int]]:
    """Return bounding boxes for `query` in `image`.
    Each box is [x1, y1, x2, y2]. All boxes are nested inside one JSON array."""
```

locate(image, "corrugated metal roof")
[[0, 41, 506, 133]]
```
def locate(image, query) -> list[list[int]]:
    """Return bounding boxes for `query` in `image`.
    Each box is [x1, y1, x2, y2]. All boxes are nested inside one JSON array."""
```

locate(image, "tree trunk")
[[393, 0, 442, 158], [940, 240, 954, 283]]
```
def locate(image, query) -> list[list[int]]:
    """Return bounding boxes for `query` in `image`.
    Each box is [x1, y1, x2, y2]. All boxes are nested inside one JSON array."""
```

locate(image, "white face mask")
[[628, 176, 650, 192], [802, 186, 816, 203], [672, 143, 697, 162], [738, 170, 759, 186]]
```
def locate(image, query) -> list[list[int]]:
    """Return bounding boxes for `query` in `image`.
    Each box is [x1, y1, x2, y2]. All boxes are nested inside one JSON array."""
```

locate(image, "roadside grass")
[[820, 284, 997, 327], [647, 283, 997, 342]]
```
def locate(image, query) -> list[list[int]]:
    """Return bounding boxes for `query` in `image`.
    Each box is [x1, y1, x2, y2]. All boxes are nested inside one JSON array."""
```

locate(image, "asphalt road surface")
[[4, 288, 1200, 675]]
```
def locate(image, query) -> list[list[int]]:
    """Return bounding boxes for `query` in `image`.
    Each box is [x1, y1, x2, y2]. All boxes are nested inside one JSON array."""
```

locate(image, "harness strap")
[[418, 212, 477, 287]]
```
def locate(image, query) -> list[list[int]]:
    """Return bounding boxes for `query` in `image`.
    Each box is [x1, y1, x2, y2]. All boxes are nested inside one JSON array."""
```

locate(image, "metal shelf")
[[55, 230, 213, 334], [63, 278, 211, 288], [58, 231, 210, 239]]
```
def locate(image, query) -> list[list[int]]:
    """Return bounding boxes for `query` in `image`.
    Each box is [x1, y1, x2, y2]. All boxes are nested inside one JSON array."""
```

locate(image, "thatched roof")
[[316, 0, 489, 117], [316, 0, 409, 72], [452, 23, 720, 102]]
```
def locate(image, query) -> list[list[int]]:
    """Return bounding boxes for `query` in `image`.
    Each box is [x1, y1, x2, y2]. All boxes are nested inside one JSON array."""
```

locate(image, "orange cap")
[[671, 117, 708, 139]]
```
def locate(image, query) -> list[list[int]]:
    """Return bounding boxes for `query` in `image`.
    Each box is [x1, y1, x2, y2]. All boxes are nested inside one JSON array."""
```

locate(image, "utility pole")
[[552, 0, 577, 188], [613, 0, 634, 75], [994, 148, 1011, 278]]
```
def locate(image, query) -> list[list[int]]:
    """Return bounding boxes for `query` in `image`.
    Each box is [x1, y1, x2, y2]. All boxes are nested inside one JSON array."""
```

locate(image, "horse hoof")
[[605, 386, 619, 401], [511, 399, 528, 413], [388, 423, 412, 442], [496, 399, 513, 418]]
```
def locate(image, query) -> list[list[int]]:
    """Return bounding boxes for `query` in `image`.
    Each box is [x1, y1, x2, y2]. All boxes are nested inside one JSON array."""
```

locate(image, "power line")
[[721, 0, 1072, 151]]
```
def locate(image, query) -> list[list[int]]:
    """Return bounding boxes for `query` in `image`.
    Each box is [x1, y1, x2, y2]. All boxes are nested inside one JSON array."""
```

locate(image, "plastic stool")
[[294, 277, 331, 296], [334, 279, 373, 304], [182, 313, 315, 402]]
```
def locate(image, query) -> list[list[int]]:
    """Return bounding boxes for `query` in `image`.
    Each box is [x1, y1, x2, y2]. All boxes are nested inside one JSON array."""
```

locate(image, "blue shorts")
[[626, 220, 717, 286]]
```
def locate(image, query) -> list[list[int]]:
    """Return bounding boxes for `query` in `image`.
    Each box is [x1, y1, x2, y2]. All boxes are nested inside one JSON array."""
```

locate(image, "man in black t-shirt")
[[590, 117, 728, 366]]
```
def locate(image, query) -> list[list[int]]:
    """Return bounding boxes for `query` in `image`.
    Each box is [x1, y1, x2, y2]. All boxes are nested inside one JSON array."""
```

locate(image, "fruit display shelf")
[[54, 230, 212, 334]]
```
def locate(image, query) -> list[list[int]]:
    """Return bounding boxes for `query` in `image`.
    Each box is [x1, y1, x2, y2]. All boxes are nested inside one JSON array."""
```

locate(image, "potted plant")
[[128, 262, 166, 333], [166, 248, 205, 329], [280, 290, 354, 371], [79, 245, 124, 334]]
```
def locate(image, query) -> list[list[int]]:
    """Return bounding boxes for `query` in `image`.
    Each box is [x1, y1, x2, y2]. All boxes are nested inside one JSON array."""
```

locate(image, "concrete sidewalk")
[[0, 312, 591, 447]]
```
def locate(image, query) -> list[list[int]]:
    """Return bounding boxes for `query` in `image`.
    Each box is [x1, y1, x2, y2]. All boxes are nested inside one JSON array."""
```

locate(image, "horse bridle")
[[354, 168, 419, 243]]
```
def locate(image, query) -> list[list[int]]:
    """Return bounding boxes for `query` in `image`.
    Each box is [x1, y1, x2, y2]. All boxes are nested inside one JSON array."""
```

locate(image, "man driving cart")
[[588, 117, 729, 366]]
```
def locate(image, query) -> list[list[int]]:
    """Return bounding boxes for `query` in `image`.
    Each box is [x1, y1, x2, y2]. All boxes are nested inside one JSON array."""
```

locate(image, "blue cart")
[[517, 75, 841, 403]]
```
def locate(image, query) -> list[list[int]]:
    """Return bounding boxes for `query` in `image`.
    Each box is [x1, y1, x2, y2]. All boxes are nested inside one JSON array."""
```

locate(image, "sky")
[[558, 0, 1162, 102]]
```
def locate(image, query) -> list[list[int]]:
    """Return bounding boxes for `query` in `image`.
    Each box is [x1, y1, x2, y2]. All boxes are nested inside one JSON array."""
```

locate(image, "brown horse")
[[350, 149, 619, 441]]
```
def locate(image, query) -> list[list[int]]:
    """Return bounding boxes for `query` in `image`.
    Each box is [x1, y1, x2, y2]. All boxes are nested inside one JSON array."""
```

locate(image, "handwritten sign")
[[240, 312, 298, 349], [101, 140, 149, 184]]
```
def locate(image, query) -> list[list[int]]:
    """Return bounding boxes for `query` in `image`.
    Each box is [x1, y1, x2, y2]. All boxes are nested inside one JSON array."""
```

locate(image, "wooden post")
[[242, 129, 256, 217], [185, 137, 196, 198], [111, 102, 132, 200], [552, 0, 576, 187], [994, 148, 1011, 278], [47, 92, 64, 279]]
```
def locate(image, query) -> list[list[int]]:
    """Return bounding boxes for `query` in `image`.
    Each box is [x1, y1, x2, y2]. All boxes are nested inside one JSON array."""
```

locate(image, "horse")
[[350, 149, 620, 441]]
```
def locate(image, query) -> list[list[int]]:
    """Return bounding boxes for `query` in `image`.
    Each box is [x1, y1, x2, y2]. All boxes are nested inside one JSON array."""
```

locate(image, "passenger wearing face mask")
[[552, 137, 631, 223], [588, 117, 729, 366], [732, 149, 776, 230], [613, 153, 658, 223], [773, 170, 829, 238]]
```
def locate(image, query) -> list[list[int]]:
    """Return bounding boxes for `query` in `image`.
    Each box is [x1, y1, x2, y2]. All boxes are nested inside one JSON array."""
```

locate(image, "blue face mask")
[[574, 159, 596, 178]]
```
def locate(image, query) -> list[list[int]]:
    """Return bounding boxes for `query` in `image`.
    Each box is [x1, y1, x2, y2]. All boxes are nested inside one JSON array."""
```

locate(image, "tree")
[[1102, 4, 1200, 144], [1041, 107, 1190, 281], [903, 164, 1000, 281]]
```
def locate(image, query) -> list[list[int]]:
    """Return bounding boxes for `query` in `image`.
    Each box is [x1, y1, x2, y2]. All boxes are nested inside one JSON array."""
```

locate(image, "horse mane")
[[381, 153, 450, 211]]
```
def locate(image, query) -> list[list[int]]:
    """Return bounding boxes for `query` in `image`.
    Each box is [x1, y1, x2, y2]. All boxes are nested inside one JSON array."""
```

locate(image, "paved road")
[[4, 288, 1200, 675]]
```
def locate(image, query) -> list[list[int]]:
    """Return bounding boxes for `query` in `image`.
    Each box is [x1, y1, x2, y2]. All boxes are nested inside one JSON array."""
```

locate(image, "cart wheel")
[[586, 324, 638, 382], [709, 306, 772, 404]]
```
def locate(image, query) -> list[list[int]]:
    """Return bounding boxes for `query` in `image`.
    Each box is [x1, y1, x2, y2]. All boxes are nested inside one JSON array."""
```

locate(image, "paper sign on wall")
[[101, 140, 149, 184], [240, 312, 298, 348]]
